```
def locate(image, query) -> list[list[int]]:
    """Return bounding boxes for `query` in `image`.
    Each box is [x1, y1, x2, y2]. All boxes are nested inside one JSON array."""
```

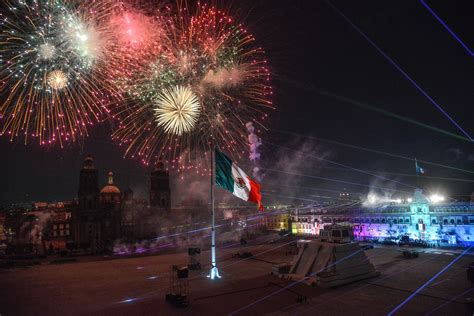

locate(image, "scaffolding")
[[165, 265, 189, 307]]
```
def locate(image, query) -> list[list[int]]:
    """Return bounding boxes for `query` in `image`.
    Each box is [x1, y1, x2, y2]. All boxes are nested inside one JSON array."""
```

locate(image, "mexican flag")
[[215, 149, 263, 210]]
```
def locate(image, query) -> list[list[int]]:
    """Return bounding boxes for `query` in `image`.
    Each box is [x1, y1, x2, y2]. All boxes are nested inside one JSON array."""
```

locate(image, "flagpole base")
[[207, 266, 221, 280]]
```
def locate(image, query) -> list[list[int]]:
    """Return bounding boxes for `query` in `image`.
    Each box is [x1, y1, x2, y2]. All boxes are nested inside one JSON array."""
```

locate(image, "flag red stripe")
[[247, 176, 263, 210]]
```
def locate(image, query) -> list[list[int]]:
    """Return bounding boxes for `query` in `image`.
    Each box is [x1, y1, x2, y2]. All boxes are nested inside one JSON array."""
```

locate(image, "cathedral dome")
[[100, 172, 121, 194]]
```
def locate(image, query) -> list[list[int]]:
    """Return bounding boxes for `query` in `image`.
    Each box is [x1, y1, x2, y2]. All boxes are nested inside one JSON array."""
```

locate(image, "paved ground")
[[1, 239, 473, 316]]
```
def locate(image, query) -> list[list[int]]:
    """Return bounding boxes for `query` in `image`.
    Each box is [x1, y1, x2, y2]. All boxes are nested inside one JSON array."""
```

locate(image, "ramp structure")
[[288, 240, 379, 288]]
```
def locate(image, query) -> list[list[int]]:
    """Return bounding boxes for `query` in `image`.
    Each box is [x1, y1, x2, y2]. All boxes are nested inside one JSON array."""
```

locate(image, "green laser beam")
[[316, 89, 471, 142], [274, 130, 474, 175]]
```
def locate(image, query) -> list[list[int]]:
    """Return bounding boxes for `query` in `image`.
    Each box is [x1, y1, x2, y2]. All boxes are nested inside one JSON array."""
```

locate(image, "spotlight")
[[429, 194, 445, 203]]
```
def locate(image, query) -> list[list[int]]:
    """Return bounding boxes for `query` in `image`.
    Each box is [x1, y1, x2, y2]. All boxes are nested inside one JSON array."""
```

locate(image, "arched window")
[[432, 219, 437, 224], [443, 219, 448, 225]]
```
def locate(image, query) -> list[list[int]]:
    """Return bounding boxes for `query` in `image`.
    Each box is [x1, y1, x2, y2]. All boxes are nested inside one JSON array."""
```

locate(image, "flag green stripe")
[[215, 149, 234, 192]]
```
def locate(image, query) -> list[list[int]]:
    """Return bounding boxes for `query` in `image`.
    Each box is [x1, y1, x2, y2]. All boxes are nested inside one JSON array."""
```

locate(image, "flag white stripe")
[[231, 163, 250, 201]]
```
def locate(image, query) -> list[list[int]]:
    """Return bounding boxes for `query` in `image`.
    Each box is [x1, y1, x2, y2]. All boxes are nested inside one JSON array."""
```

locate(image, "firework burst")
[[154, 85, 201, 136], [104, 2, 170, 98], [0, 0, 120, 146], [47, 70, 68, 90], [111, 3, 273, 167]]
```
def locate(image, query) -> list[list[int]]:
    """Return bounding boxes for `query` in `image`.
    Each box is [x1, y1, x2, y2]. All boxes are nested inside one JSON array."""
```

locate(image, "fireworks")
[[47, 70, 68, 90], [111, 3, 273, 166], [0, 1, 274, 160], [153, 86, 201, 136], [0, 0, 119, 145], [38, 43, 56, 60], [104, 4, 169, 97]]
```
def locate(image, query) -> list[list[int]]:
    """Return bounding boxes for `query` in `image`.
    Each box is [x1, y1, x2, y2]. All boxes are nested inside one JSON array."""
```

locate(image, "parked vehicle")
[[318, 225, 353, 244]]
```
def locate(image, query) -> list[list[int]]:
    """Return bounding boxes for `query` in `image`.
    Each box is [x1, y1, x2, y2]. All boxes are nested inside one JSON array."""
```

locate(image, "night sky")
[[1, 0, 473, 205]]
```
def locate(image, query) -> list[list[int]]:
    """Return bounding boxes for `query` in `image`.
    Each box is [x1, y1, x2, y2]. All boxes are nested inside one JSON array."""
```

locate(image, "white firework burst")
[[38, 43, 56, 60], [153, 86, 201, 136], [47, 70, 68, 90]]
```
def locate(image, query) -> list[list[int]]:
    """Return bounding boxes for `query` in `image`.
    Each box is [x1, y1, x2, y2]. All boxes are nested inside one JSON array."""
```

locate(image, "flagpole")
[[415, 158, 419, 189], [208, 143, 221, 279]]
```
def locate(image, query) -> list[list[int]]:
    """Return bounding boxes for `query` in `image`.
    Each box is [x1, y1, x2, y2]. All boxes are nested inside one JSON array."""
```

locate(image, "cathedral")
[[72, 155, 171, 253]]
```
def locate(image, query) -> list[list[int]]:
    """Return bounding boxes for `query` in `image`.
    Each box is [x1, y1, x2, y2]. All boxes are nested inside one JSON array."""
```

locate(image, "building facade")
[[150, 162, 171, 210], [0, 213, 6, 243], [262, 213, 291, 232], [72, 157, 121, 252], [71, 156, 174, 251], [276, 189, 474, 246]]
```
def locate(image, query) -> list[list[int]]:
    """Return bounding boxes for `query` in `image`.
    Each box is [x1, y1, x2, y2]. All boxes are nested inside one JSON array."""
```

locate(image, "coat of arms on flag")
[[215, 149, 264, 210]]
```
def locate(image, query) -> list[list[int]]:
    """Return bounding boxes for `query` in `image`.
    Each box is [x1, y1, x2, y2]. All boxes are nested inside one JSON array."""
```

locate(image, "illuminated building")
[[2, 202, 73, 253], [262, 213, 291, 232], [100, 172, 122, 206], [288, 189, 474, 246], [351, 189, 474, 245], [291, 214, 323, 236], [45, 202, 72, 251]]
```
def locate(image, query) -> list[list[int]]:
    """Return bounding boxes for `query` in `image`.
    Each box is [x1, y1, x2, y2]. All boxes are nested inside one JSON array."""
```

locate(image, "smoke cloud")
[[246, 122, 263, 181], [261, 138, 332, 205], [202, 66, 244, 89]]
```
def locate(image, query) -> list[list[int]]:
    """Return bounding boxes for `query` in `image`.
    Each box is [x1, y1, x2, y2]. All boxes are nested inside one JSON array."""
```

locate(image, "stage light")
[[429, 194, 445, 203]]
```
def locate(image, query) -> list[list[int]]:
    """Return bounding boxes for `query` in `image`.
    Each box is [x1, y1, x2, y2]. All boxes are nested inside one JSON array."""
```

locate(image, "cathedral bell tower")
[[150, 162, 171, 210], [78, 155, 99, 210]]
